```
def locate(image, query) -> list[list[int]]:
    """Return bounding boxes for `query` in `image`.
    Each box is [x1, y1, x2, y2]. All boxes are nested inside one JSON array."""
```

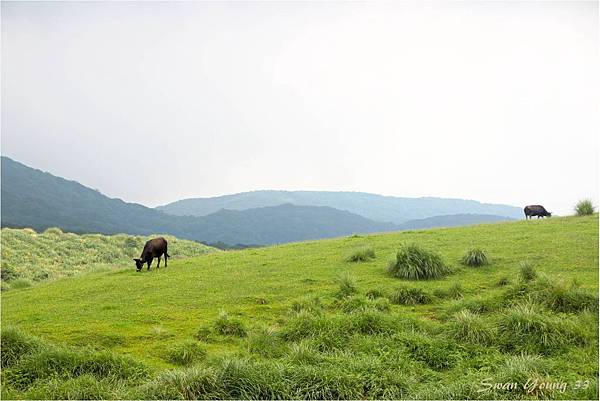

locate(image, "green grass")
[[461, 247, 489, 267], [387, 243, 450, 279], [345, 245, 376, 262], [0, 228, 217, 286], [1, 214, 598, 399]]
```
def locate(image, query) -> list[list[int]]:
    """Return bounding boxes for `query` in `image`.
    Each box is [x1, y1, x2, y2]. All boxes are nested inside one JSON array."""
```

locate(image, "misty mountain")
[[157, 190, 522, 223], [0, 157, 397, 245]]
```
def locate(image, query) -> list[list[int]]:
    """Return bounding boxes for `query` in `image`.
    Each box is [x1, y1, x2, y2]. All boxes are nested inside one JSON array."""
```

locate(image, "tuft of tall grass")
[[398, 331, 461, 371], [336, 272, 358, 298], [389, 287, 432, 305], [498, 303, 586, 354], [518, 261, 536, 282], [214, 311, 247, 337], [574, 199, 595, 216], [3, 345, 149, 389], [461, 248, 488, 267], [246, 328, 287, 358], [447, 310, 493, 344], [137, 366, 221, 400], [345, 246, 376, 262], [166, 340, 207, 366], [0, 327, 44, 368], [21, 374, 125, 400], [387, 244, 450, 280]]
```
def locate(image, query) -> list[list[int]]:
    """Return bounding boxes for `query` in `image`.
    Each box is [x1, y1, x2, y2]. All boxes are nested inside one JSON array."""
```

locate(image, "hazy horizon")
[[2, 1, 598, 215]]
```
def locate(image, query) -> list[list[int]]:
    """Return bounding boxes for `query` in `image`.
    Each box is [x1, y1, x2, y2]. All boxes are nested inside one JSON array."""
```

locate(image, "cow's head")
[[133, 258, 144, 271], [547, 212, 552, 217]]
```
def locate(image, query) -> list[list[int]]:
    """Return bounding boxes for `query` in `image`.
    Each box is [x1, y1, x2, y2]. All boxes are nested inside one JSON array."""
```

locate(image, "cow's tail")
[[165, 252, 170, 259]]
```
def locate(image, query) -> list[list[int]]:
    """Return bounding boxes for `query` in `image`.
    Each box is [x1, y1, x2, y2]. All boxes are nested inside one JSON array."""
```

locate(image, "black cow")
[[524, 205, 552, 219], [134, 237, 170, 271]]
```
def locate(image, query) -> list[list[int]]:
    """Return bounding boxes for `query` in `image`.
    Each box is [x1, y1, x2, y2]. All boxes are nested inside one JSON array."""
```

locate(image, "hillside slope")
[[0, 228, 217, 286], [398, 213, 514, 230], [157, 190, 523, 222], [0, 157, 396, 245], [2, 215, 598, 399]]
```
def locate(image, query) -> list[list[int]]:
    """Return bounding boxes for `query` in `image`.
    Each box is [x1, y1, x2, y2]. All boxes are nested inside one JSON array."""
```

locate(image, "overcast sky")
[[2, 1, 598, 215]]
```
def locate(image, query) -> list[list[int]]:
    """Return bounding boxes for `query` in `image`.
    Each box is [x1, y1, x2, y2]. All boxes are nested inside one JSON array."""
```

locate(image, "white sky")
[[1, 1, 598, 215]]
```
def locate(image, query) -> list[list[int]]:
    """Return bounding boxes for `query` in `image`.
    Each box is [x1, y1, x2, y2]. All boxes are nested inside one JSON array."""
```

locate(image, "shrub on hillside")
[[461, 248, 488, 267], [166, 340, 207, 366], [387, 244, 450, 280], [575, 199, 595, 216], [214, 311, 247, 337], [345, 246, 376, 262], [389, 287, 432, 305]]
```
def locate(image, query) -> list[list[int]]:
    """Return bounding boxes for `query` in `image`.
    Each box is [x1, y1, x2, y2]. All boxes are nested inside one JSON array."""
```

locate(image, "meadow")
[[1, 215, 598, 399], [0, 228, 217, 290]]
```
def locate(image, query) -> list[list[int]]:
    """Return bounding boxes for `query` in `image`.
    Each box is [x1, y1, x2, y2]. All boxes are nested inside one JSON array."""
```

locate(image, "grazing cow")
[[524, 205, 552, 219], [134, 237, 170, 271]]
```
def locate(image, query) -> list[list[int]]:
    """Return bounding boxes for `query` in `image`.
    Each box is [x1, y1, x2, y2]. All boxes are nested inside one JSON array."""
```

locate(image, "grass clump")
[[345, 246, 376, 262], [4, 345, 148, 389], [214, 311, 247, 337], [387, 243, 450, 280], [461, 248, 488, 267], [498, 303, 586, 354], [389, 286, 432, 305], [447, 310, 493, 344], [336, 272, 358, 298], [166, 340, 207, 366], [575, 199, 595, 216], [8, 278, 31, 290], [518, 261, 536, 282], [1, 327, 44, 368]]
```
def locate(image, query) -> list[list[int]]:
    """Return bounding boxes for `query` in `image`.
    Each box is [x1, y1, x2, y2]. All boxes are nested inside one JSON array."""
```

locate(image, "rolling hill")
[[157, 190, 523, 223], [1, 215, 598, 399], [0, 228, 217, 286], [0, 156, 519, 246], [0, 157, 396, 245]]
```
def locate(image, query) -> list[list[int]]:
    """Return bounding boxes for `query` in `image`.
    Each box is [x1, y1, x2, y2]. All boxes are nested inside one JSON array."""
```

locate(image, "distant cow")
[[524, 205, 552, 219], [134, 237, 170, 272]]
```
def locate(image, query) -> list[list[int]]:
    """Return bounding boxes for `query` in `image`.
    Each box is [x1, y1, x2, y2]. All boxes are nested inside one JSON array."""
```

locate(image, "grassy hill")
[[1, 215, 598, 399], [0, 228, 217, 289]]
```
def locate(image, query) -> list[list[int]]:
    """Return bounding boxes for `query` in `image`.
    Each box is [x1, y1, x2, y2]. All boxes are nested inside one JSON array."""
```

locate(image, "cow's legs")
[[157, 256, 161, 268], [165, 247, 168, 267], [147, 258, 153, 270]]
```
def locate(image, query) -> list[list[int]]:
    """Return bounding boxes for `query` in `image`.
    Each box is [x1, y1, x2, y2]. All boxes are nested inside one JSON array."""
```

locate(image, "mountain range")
[[0, 156, 520, 245], [157, 190, 522, 223]]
